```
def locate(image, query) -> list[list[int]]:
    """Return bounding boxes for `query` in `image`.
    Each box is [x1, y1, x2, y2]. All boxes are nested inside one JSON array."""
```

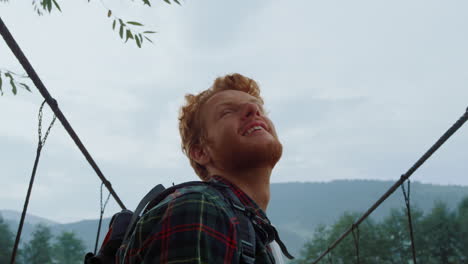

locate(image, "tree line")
[[0, 217, 85, 264], [293, 196, 468, 264]]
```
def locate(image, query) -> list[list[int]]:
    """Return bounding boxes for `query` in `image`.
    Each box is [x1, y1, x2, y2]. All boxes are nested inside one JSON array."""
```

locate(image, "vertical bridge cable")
[[311, 107, 468, 264], [94, 182, 111, 254], [351, 225, 360, 264], [0, 17, 126, 210], [10, 101, 56, 264], [401, 178, 417, 264]]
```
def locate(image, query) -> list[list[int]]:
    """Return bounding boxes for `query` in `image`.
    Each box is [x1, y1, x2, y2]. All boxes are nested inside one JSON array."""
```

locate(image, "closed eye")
[[220, 108, 234, 118]]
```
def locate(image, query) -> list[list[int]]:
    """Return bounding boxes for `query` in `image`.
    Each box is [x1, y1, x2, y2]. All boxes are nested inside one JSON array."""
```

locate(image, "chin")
[[217, 137, 283, 171]]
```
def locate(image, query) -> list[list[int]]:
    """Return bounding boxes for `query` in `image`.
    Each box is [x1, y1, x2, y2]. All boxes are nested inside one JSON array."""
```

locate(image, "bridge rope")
[[311, 106, 468, 263], [401, 179, 417, 264], [0, 16, 127, 264], [9, 100, 56, 264], [94, 182, 112, 254], [351, 224, 360, 264], [0, 17, 126, 210]]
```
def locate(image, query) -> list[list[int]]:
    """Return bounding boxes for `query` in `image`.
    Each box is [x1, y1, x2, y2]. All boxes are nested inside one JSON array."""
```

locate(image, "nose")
[[241, 102, 261, 119]]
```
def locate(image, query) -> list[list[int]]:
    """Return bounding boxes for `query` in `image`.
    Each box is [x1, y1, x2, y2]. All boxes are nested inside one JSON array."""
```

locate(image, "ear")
[[189, 144, 210, 166]]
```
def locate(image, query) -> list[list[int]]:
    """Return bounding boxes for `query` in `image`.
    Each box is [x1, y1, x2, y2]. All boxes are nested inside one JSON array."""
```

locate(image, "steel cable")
[[311, 107, 468, 263], [94, 182, 111, 254], [0, 17, 126, 210], [10, 101, 56, 264], [401, 179, 417, 264]]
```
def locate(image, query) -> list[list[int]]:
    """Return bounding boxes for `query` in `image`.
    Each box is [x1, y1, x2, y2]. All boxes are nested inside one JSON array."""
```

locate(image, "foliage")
[[457, 197, 468, 261], [0, 214, 15, 263], [0, 0, 181, 95], [294, 196, 468, 264], [22, 224, 54, 264], [52, 231, 85, 264], [418, 201, 460, 263], [17, 224, 86, 264], [0, 70, 31, 96]]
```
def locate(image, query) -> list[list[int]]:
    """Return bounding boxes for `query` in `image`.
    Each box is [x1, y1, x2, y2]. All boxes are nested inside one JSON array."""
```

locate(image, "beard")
[[208, 134, 283, 173]]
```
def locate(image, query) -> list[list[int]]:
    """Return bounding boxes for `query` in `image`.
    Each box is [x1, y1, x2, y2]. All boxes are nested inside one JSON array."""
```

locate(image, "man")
[[117, 73, 292, 263]]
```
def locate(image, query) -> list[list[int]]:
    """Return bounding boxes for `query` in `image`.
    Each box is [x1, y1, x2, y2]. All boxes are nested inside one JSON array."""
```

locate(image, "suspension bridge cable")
[[10, 101, 56, 264], [0, 17, 126, 210], [351, 225, 360, 264], [94, 182, 112, 254], [401, 179, 417, 264], [311, 107, 468, 264]]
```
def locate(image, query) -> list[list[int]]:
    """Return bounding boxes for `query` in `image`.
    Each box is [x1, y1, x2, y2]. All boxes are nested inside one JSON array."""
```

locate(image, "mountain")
[[0, 209, 58, 226], [269, 180, 468, 256], [2, 180, 468, 258], [1, 210, 111, 254]]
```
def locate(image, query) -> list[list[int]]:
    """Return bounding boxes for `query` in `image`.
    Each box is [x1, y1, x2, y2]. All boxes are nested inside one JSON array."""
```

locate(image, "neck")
[[210, 167, 272, 211]]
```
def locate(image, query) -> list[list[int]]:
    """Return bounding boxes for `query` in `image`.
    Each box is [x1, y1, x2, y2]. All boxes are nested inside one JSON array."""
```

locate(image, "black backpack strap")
[[143, 181, 209, 214], [217, 185, 295, 261], [122, 184, 165, 243], [219, 188, 257, 264], [85, 210, 134, 264], [123, 181, 212, 243]]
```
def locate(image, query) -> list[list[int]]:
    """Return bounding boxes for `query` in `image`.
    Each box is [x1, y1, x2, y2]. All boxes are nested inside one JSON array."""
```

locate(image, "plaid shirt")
[[116, 176, 282, 264]]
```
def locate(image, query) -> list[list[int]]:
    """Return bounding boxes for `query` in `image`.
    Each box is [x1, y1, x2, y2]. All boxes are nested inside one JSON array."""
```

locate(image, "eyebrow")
[[215, 98, 262, 111]]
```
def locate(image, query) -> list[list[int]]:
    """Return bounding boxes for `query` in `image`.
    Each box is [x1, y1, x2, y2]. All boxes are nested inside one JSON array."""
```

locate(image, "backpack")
[[84, 181, 258, 264]]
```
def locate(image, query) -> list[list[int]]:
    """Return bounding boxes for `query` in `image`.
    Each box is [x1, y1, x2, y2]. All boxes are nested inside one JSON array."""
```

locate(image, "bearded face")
[[200, 90, 282, 174]]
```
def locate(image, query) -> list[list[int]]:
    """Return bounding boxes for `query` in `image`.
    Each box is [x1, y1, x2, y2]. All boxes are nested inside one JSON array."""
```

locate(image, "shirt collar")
[[208, 175, 269, 221]]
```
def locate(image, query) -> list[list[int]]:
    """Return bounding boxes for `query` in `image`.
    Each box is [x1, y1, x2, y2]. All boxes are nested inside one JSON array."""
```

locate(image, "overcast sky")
[[1, 0, 467, 223]]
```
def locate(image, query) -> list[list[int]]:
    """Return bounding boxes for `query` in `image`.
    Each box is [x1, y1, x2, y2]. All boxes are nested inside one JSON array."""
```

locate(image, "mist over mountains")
[[2, 180, 467, 257]]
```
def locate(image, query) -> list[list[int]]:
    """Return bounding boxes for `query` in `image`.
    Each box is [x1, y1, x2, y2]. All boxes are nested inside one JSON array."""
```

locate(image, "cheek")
[[208, 121, 238, 145]]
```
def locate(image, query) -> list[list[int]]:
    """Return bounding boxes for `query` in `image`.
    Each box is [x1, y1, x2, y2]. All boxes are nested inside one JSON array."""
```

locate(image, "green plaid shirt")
[[116, 176, 282, 264]]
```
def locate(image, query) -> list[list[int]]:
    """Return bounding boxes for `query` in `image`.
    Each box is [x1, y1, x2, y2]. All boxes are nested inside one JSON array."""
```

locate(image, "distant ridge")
[[0, 209, 58, 226], [3, 180, 468, 257]]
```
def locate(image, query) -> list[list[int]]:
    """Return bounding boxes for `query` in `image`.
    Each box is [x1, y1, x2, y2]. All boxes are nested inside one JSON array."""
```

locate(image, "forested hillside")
[[269, 179, 468, 254]]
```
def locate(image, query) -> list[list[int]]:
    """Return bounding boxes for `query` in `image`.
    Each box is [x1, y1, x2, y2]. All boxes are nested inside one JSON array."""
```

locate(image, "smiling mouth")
[[243, 125, 265, 136]]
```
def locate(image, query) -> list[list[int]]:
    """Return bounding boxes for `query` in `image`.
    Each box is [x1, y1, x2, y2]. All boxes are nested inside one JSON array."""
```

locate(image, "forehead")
[[205, 90, 259, 109], [200, 90, 260, 123]]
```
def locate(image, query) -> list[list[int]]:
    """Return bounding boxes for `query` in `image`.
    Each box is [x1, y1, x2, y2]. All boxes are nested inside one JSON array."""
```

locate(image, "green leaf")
[[163, 0, 171, 4], [127, 21, 143, 26], [41, 0, 48, 11], [10, 79, 17, 95], [142, 0, 151, 6], [125, 29, 133, 42], [139, 33, 143, 44], [4, 72, 16, 95], [47, 0, 52, 12], [144, 36, 153, 43], [52, 0, 61, 12], [119, 19, 124, 26], [173, 0, 181, 5], [19, 83, 31, 92], [143, 31, 157, 34], [107, 10, 112, 17], [112, 19, 116, 30], [119, 25, 124, 38], [135, 36, 141, 48]]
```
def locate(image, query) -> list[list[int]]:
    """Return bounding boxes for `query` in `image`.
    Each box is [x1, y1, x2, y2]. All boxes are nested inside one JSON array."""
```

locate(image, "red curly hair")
[[178, 73, 264, 180]]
